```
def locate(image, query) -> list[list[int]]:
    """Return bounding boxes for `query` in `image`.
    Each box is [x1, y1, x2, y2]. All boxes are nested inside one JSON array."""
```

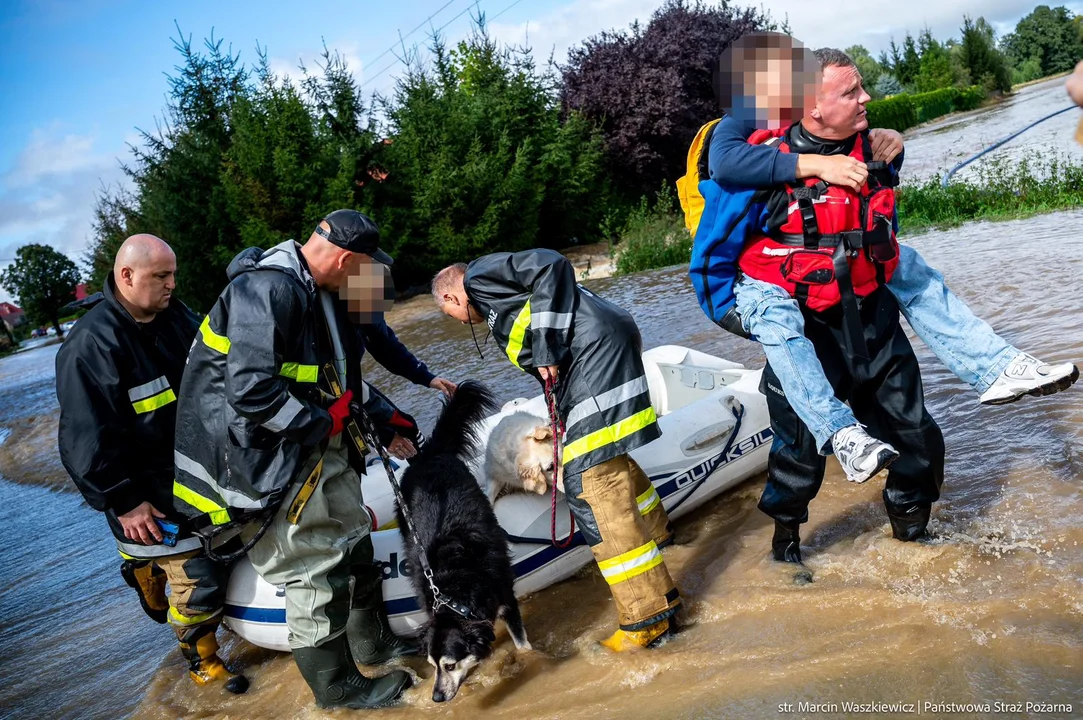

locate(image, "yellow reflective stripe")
[[279, 362, 318, 383], [132, 388, 176, 414], [504, 300, 531, 370], [199, 316, 230, 354], [118, 551, 136, 560], [637, 486, 661, 516], [562, 407, 658, 465], [169, 606, 220, 626], [597, 540, 663, 585], [173, 480, 230, 526]]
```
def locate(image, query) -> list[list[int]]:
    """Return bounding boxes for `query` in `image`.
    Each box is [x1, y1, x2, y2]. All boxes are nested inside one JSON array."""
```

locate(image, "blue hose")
[[940, 105, 1078, 187]]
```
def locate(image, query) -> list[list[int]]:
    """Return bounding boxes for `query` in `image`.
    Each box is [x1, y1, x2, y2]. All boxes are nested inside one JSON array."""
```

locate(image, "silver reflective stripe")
[[262, 395, 304, 433], [531, 311, 574, 331], [115, 534, 202, 557], [174, 450, 267, 510], [128, 376, 171, 402], [114, 526, 241, 559], [565, 376, 650, 432]]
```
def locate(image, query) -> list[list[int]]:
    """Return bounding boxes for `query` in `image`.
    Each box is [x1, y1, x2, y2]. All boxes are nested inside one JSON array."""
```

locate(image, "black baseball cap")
[[315, 209, 394, 266]]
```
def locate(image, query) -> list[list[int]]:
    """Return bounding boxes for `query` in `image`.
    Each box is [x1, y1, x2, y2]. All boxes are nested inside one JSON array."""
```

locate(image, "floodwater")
[[902, 76, 1083, 183], [1, 85, 1081, 720]]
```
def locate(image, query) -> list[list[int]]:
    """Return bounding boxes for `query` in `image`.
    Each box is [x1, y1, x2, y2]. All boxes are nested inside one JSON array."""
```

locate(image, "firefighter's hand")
[[538, 366, 559, 382], [119, 502, 166, 545], [387, 434, 417, 460], [868, 128, 904, 164], [802, 154, 867, 192], [429, 377, 457, 398]]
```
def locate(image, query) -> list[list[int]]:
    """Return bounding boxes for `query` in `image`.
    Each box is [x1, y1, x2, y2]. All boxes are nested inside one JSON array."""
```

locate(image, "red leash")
[[544, 375, 575, 548]]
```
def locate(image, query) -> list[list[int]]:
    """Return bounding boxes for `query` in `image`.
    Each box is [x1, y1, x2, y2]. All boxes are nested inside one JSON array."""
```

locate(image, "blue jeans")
[[734, 245, 1018, 454]]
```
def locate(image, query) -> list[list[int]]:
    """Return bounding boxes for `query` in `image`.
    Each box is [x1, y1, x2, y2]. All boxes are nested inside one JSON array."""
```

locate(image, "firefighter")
[[431, 250, 681, 651], [172, 211, 416, 710], [56, 234, 247, 694]]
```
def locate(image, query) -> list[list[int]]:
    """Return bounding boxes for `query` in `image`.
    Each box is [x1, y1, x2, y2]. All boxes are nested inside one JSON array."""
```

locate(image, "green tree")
[[84, 27, 249, 312], [1001, 6, 1083, 78], [369, 27, 610, 283], [875, 74, 904, 97], [896, 33, 922, 86], [960, 16, 1012, 93], [914, 29, 955, 92], [0, 244, 81, 338]]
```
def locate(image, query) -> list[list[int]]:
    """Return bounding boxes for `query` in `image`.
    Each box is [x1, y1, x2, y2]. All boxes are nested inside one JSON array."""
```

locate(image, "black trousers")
[[757, 286, 945, 528]]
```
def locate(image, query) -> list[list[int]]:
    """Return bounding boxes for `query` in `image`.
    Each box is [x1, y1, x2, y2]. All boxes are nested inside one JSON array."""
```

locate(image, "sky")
[[1, 0, 1079, 304]]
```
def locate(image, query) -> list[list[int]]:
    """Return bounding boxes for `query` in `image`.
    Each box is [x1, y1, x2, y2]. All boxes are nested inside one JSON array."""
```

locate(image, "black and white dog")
[[396, 381, 530, 703]]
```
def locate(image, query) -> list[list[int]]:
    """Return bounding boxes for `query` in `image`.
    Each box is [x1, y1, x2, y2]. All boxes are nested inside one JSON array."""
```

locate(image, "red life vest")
[[737, 128, 900, 315]]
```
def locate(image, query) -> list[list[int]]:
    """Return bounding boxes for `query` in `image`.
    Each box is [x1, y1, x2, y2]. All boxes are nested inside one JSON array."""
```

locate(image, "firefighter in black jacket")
[[55, 235, 247, 694], [173, 211, 415, 710], [432, 250, 682, 651]]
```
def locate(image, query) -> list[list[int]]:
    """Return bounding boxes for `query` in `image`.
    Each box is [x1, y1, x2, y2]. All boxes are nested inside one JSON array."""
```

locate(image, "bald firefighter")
[[56, 235, 247, 693]]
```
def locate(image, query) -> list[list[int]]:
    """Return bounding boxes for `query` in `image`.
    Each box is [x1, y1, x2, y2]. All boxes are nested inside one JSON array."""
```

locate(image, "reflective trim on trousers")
[[168, 605, 222, 626], [636, 486, 661, 516], [597, 540, 664, 585]]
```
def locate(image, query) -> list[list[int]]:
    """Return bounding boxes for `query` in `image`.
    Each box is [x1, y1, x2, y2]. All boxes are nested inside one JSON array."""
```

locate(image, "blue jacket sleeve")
[[708, 115, 799, 188], [362, 316, 436, 387]]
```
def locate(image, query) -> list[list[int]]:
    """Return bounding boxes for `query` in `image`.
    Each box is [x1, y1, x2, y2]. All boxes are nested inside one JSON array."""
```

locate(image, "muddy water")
[[2, 93, 1082, 720], [902, 77, 1083, 183]]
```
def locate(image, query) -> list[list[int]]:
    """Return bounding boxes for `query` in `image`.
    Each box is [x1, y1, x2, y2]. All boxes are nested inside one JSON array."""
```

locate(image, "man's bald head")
[[113, 234, 177, 322]]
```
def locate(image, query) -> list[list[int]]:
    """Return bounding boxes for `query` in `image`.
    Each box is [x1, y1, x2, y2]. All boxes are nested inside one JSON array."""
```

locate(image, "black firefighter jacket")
[[56, 274, 200, 546], [173, 240, 370, 530], [464, 249, 661, 477]]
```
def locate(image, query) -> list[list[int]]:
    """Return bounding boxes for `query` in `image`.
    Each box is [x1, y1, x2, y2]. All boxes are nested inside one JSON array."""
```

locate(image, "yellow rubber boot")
[[176, 626, 250, 694], [600, 618, 673, 652]]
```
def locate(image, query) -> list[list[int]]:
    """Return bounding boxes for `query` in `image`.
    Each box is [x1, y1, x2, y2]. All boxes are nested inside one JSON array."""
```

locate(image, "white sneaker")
[[979, 353, 1080, 406], [832, 424, 900, 484]]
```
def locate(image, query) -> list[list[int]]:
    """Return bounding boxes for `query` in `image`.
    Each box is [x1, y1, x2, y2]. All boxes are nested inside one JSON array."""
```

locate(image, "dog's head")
[[425, 614, 496, 702], [518, 424, 563, 494]]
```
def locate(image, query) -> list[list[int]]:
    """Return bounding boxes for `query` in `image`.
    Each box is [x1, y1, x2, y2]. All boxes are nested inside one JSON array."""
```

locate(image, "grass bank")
[[612, 151, 1083, 275]]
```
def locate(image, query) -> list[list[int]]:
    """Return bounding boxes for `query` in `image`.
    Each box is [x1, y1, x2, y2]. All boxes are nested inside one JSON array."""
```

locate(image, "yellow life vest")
[[675, 118, 721, 238]]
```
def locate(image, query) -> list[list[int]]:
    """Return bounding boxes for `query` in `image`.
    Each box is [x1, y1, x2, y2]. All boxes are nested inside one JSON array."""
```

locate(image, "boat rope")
[[940, 105, 1077, 187]]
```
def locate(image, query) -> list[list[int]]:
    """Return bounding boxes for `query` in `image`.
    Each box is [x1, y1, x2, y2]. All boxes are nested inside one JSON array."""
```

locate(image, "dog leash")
[[544, 375, 576, 549], [352, 401, 479, 621]]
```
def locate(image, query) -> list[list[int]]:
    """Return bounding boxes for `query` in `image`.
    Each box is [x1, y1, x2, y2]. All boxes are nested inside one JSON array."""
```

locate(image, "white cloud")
[[487, 0, 1083, 67], [267, 41, 365, 87], [489, 0, 661, 65], [5, 127, 108, 189], [0, 126, 128, 304]]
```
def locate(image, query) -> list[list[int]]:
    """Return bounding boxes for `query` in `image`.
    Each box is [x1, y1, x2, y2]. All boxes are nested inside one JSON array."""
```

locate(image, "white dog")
[[483, 412, 564, 503]]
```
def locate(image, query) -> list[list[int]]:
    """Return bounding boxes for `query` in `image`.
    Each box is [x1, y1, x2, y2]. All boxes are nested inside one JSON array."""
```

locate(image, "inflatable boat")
[[223, 346, 773, 652]]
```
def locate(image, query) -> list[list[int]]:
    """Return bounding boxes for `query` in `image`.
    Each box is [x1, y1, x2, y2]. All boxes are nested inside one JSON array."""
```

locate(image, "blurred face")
[[811, 64, 872, 138], [719, 34, 819, 130], [119, 251, 176, 315], [342, 256, 395, 322]]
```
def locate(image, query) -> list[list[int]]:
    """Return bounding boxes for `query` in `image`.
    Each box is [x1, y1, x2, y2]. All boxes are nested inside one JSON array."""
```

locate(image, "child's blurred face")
[[718, 34, 820, 130]]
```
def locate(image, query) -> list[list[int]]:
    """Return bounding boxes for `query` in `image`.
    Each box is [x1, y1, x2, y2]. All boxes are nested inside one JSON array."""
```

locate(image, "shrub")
[[866, 94, 917, 131]]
